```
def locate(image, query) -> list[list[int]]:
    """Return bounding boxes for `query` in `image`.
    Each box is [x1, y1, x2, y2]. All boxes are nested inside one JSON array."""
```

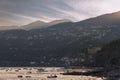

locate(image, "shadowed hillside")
[[95, 39, 120, 67], [0, 11, 120, 66]]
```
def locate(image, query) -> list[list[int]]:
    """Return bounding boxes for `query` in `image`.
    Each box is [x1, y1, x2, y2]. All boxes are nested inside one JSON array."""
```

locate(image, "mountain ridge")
[[0, 11, 120, 66], [76, 11, 120, 26], [21, 19, 72, 30], [1, 11, 120, 30]]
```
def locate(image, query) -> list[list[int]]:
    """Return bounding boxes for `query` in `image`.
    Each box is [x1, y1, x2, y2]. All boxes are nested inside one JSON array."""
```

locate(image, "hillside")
[[95, 39, 120, 67], [0, 11, 120, 66]]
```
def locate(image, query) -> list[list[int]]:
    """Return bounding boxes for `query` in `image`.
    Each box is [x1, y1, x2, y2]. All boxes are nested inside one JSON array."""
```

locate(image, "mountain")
[[0, 26, 19, 30], [21, 19, 72, 30], [48, 19, 71, 26], [76, 11, 120, 26], [21, 21, 47, 30], [0, 11, 120, 66]]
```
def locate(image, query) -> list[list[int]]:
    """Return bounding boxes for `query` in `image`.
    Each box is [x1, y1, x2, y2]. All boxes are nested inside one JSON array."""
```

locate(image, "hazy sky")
[[0, 0, 120, 26]]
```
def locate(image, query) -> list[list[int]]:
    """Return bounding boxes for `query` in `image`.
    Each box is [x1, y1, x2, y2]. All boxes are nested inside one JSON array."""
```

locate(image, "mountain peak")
[[48, 19, 72, 26], [50, 19, 72, 23], [21, 20, 47, 30], [27, 20, 46, 25], [21, 19, 72, 30]]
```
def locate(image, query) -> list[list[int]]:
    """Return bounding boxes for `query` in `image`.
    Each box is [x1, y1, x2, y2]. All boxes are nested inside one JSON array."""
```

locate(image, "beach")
[[0, 67, 103, 80]]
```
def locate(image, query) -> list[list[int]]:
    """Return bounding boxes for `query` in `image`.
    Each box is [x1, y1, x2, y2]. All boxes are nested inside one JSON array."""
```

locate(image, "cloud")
[[0, 0, 120, 26]]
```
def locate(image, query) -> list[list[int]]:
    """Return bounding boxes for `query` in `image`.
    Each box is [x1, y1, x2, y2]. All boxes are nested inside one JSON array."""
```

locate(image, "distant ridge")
[[21, 21, 47, 30], [0, 26, 19, 30], [21, 19, 72, 30], [1, 11, 120, 30]]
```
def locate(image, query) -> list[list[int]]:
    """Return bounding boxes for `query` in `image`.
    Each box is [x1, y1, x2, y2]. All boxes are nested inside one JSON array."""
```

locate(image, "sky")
[[0, 0, 120, 26]]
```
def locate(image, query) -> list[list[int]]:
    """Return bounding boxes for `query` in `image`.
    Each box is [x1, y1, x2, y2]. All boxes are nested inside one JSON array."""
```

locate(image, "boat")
[[47, 74, 57, 78]]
